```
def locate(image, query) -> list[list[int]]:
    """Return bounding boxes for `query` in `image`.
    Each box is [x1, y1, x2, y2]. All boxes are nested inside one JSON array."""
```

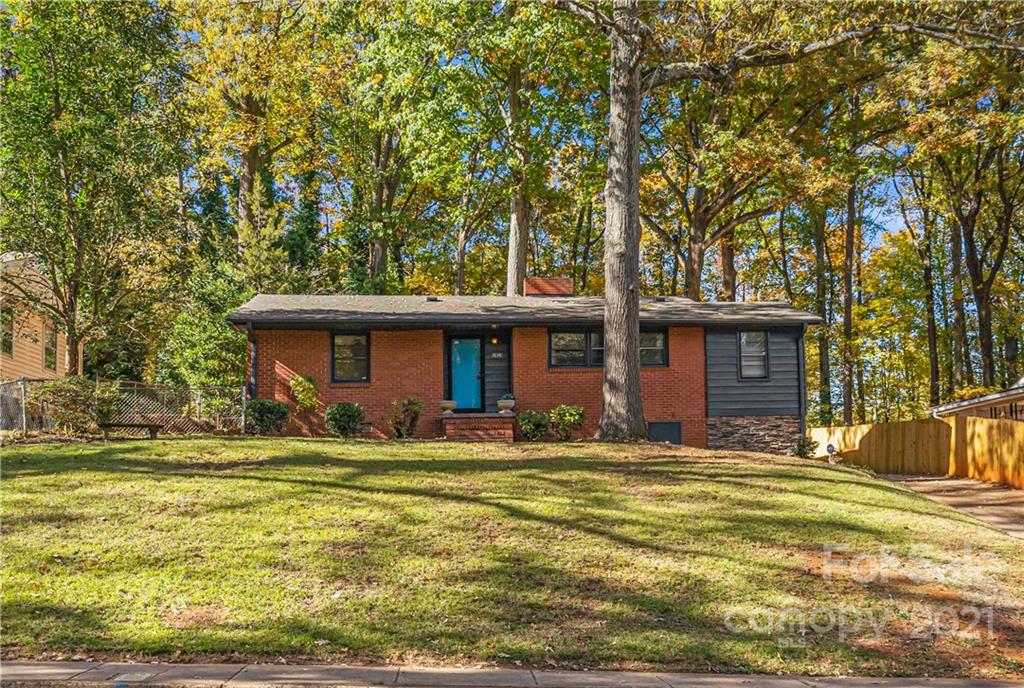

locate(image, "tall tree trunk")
[[505, 179, 530, 296], [921, 219, 940, 406], [670, 230, 680, 296], [842, 92, 859, 426], [950, 223, 973, 386], [777, 207, 794, 300], [718, 228, 736, 301], [855, 227, 866, 423], [936, 245, 955, 398], [236, 93, 267, 231], [580, 203, 593, 292], [238, 143, 260, 230], [454, 184, 473, 295], [368, 132, 399, 288], [455, 224, 468, 295], [597, 0, 645, 440], [1005, 336, 1020, 387], [369, 238, 389, 283], [65, 330, 81, 376], [813, 209, 832, 424], [391, 241, 405, 289], [842, 176, 856, 426], [975, 294, 995, 387], [504, 57, 530, 296], [683, 216, 705, 300]]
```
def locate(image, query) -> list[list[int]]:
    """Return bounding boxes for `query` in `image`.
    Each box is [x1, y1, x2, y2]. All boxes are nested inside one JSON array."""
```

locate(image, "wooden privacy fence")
[[808, 416, 1024, 489]]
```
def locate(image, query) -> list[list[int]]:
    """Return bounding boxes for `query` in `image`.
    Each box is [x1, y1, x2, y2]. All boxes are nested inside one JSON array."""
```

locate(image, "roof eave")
[[227, 315, 820, 329], [927, 388, 1024, 415]]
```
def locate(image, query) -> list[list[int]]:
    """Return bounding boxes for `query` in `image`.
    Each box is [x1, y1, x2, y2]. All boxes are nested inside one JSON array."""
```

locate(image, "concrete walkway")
[[887, 475, 1024, 539], [1, 661, 1021, 688]]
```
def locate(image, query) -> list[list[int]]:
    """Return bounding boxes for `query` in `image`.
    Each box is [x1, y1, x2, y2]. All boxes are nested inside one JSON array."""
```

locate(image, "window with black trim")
[[550, 332, 587, 366], [332, 333, 369, 382], [639, 331, 667, 365], [0, 303, 12, 356], [549, 330, 666, 368], [739, 330, 768, 378], [43, 321, 57, 371], [589, 332, 604, 366]]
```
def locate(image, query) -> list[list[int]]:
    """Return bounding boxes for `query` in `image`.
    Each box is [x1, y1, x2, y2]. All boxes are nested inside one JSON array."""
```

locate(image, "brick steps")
[[442, 414, 514, 442]]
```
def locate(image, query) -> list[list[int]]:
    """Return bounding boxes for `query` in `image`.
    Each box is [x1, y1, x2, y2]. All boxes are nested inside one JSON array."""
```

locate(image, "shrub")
[[549, 404, 585, 441], [517, 410, 548, 441], [27, 376, 119, 435], [390, 396, 423, 439], [245, 399, 289, 435], [325, 402, 364, 437], [794, 435, 819, 459], [289, 375, 318, 412]]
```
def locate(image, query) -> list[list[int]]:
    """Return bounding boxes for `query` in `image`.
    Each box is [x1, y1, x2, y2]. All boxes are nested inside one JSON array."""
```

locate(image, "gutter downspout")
[[798, 323, 808, 437], [242, 321, 255, 434]]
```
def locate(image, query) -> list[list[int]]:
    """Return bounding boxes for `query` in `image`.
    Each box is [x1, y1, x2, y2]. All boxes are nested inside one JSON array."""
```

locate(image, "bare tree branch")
[[550, 0, 614, 36], [644, 22, 1024, 91]]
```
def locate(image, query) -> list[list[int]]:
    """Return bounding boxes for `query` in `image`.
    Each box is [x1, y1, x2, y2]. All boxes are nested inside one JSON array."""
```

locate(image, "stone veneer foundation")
[[706, 415, 803, 455]]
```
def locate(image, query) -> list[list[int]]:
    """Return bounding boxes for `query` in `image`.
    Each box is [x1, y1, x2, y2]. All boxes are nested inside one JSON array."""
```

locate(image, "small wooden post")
[[240, 384, 247, 434], [19, 377, 28, 434]]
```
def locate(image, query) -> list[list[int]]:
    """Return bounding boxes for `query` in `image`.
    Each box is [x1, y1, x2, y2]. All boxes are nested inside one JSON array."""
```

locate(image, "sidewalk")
[[1, 661, 1021, 688]]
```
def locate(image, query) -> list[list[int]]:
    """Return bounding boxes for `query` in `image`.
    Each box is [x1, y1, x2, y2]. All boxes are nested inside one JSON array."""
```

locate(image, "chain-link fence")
[[0, 378, 246, 436], [0, 379, 46, 433]]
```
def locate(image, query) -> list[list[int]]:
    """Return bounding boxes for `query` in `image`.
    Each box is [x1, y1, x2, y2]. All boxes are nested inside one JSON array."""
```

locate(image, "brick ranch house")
[[228, 277, 821, 453]]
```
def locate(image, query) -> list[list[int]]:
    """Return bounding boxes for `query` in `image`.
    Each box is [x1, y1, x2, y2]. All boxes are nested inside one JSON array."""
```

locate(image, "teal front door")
[[450, 337, 482, 410]]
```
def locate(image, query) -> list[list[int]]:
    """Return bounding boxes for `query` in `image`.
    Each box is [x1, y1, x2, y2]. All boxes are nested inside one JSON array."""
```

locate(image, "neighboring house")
[[228, 277, 821, 453], [1, 254, 80, 380], [927, 378, 1024, 422]]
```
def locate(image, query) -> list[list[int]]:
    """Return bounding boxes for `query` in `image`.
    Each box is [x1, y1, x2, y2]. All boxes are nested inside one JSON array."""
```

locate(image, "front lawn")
[[2, 439, 1022, 677]]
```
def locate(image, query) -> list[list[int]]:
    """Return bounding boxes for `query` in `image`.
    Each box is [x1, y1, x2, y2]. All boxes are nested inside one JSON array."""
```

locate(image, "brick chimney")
[[523, 276, 574, 296]]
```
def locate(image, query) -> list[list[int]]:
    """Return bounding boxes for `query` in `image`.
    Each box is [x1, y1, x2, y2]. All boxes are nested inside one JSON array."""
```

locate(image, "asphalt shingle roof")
[[228, 294, 821, 328]]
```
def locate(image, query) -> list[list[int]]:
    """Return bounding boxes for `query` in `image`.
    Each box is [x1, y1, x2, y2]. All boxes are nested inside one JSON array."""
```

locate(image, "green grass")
[[2, 439, 1023, 677]]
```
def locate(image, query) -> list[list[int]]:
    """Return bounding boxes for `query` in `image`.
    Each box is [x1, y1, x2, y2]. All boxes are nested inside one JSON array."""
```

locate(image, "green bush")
[[549, 404, 585, 441], [325, 402, 365, 437], [390, 396, 422, 439], [517, 410, 548, 441], [289, 375, 318, 412], [794, 435, 819, 459], [245, 399, 289, 435], [27, 376, 119, 435]]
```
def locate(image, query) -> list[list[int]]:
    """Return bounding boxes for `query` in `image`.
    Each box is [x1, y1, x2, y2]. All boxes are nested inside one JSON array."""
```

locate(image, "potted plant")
[[497, 393, 516, 415], [439, 399, 457, 416]]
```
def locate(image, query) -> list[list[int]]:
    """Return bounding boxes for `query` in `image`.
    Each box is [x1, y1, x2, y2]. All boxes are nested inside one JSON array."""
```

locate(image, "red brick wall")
[[510, 327, 707, 446], [253, 326, 707, 446], [253, 329, 445, 438]]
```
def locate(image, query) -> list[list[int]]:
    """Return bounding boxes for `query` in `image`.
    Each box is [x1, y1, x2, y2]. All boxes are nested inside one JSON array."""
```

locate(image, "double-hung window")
[[549, 329, 666, 368], [332, 333, 370, 382], [550, 332, 588, 366], [739, 330, 768, 379], [43, 321, 57, 371], [639, 331, 667, 366], [0, 303, 12, 356]]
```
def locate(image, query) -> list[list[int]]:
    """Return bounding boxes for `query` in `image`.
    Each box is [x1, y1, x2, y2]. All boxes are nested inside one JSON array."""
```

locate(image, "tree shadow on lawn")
[[4, 445, 1023, 675], [2, 444, 983, 551], [1, 600, 111, 654], [72, 461, 906, 553], [9, 460, 976, 542], [4, 550, 1018, 677]]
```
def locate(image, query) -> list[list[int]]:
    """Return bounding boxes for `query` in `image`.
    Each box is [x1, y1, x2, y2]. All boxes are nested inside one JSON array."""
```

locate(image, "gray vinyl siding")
[[706, 327, 803, 416], [484, 336, 511, 412]]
